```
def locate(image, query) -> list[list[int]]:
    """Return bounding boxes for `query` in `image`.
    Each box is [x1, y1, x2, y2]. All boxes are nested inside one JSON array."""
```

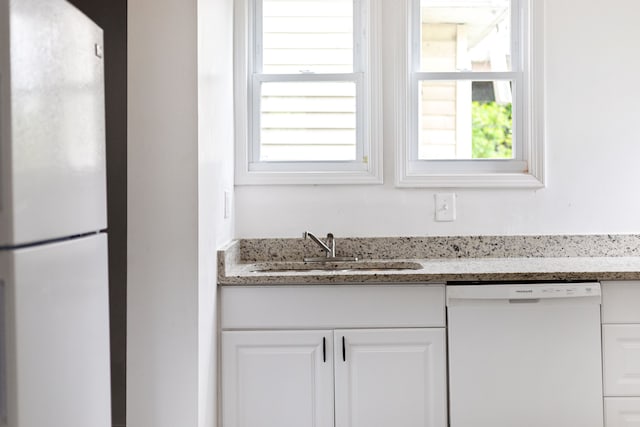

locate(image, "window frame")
[[235, 0, 383, 185], [394, 0, 545, 188]]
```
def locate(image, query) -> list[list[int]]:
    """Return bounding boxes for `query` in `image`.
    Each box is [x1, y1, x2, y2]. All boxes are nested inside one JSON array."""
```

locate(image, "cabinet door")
[[222, 330, 334, 427], [603, 325, 640, 396], [334, 328, 447, 427], [605, 398, 640, 426]]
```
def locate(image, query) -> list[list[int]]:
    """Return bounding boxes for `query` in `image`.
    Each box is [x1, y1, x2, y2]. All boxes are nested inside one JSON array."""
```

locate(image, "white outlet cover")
[[435, 193, 456, 222]]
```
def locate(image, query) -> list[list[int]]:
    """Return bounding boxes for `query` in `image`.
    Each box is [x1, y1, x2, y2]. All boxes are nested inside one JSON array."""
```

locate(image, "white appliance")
[[0, 0, 111, 426], [447, 282, 604, 427]]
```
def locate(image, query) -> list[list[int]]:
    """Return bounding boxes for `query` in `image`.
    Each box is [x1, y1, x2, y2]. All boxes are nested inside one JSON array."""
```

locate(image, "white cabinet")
[[222, 330, 335, 427], [602, 281, 640, 324], [334, 329, 447, 427], [221, 285, 445, 329], [220, 285, 447, 427], [604, 398, 640, 427], [603, 325, 640, 396], [602, 281, 640, 426]]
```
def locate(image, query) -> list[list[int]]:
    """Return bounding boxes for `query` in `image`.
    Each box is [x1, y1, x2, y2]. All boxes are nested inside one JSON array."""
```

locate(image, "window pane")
[[420, 0, 511, 72], [260, 81, 357, 161], [263, 0, 354, 74], [418, 80, 513, 160]]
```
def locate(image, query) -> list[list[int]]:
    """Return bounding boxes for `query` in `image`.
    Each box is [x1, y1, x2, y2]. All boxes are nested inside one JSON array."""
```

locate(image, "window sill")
[[395, 171, 545, 189], [235, 168, 383, 186]]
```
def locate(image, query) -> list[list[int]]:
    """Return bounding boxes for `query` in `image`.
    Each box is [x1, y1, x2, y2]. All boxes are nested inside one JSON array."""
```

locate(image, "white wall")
[[197, 0, 235, 426], [128, 0, 234, 426], [128, 0, 199, 425], [235, 0, 640, 238]]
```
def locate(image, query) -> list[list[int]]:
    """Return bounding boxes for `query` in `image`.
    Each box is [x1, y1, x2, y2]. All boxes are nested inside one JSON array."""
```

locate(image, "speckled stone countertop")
[[218, 235, 640, 285]]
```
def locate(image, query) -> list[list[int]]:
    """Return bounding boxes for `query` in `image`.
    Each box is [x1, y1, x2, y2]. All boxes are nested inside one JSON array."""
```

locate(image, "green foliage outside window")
[[471, 101, 513, 159]]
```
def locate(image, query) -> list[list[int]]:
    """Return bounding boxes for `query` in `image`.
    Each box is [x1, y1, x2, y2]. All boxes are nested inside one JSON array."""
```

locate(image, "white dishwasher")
[[447, 282, 604, 427]]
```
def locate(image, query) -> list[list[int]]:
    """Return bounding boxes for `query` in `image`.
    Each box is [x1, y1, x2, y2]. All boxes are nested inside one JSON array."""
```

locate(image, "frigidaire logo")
[[515, 289, 534, 293]]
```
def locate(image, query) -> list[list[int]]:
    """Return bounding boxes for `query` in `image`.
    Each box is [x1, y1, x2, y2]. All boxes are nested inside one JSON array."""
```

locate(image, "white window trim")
[[394, 0, 545, 188], [234, 0, 383, 185]]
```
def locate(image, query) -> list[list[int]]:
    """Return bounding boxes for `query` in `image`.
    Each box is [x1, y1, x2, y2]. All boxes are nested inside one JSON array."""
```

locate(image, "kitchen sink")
[[250, 260, 424, 273]]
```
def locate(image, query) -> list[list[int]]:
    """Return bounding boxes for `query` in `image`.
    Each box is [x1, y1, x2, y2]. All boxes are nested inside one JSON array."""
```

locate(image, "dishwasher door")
[[447, 283, 603, 427]]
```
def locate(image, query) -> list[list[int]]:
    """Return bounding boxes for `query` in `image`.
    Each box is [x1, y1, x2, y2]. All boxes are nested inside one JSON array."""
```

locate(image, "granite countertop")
[[218, 235, 640, 285]]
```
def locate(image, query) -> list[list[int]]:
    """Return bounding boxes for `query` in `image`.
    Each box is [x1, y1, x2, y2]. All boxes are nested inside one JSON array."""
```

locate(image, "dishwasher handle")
[[446, 283, 601, 306], [509, 298, 541, 304]]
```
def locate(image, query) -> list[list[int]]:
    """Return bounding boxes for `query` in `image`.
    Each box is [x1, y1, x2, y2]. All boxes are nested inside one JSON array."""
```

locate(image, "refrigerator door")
[[1, 234, 111, 427], [0, 264, 6, 425], [0, 0, 106, 246]]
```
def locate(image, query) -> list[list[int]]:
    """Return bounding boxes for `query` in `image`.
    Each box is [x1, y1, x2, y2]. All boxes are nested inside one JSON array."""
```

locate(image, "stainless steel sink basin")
[[250, 260, 423, 273]]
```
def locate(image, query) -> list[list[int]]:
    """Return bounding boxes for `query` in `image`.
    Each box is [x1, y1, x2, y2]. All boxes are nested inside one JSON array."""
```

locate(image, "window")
[[235, 0, 383, 185], [395, 0, 545, 187]]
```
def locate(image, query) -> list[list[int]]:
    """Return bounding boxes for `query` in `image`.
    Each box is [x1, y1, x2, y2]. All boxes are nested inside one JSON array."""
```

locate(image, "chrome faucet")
[[302, 231, 358, 262], [303, 231, 335, 258]]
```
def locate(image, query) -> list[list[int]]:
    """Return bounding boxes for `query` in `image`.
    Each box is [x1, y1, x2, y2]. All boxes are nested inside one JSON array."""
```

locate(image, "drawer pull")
[[342, 336, 346, 362]]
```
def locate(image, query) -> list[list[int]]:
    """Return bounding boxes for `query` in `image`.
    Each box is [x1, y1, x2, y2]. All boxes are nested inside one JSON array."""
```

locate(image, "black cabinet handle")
[[322, 337, 326, 363], [342, 336, 346, 362]]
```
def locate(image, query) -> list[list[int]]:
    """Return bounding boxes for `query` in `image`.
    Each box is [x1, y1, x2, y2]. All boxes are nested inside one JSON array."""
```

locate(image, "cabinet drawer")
[[221, 284, 445, 329], [603, 325, 640, 396], [605, 398, 640, 427], [602, 281, 640, 324]]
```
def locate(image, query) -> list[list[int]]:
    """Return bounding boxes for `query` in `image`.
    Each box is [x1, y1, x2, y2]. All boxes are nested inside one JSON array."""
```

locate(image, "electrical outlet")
[[435, 193, 456, 222]]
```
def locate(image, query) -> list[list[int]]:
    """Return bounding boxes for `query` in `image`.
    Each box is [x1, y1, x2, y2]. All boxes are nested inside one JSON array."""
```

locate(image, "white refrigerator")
[[0, 0, 112, 426]]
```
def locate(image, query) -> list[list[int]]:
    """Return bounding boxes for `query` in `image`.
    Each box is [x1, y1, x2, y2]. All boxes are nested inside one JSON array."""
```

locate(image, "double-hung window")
[[235, 0, 382, 184], [395, 0, 545, 187]]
